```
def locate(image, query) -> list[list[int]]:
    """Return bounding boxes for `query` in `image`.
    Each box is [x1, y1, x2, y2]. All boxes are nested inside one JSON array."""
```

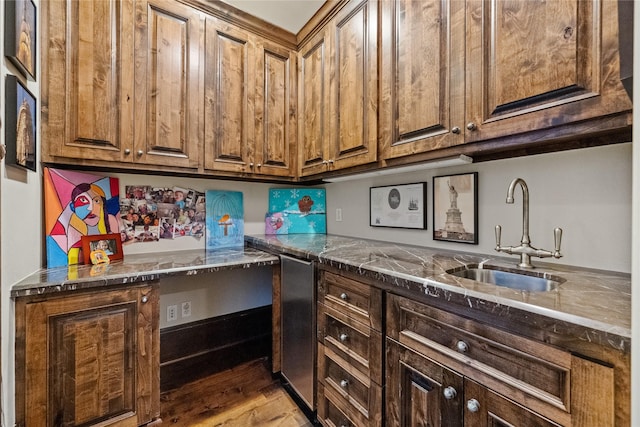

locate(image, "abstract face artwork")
[[44, 168, 120, 267]]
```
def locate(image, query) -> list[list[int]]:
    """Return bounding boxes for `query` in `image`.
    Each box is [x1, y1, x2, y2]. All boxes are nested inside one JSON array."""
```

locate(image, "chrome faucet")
[[495, 178, 563, 269]]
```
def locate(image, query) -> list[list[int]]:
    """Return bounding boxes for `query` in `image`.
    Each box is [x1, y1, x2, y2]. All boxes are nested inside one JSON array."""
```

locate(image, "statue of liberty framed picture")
[[433, 172, 478, 244], [5, 75, 37, 171]]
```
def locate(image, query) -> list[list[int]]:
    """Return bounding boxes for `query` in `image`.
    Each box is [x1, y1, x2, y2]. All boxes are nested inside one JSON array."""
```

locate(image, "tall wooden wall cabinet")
[[14, 284, 160, 427]]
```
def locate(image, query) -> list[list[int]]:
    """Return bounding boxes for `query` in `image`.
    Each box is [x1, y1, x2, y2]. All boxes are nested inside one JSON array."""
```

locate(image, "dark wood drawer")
[[317, 380, 382, 427], [318, 343, 382, 424], [318, 269, 382, 332], [318, 303, 383, 385], [387, 293, 573, 424]]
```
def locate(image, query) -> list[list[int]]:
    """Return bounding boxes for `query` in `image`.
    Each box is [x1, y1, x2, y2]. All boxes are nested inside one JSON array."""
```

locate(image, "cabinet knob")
[[466, 122, 477, 131], [257, 163, 262, 168], [339, 333, 349, 342], [322, 160, 329, 165], [124, 149, 131, 155], [136, 150, 144, 156], [249, 162, 254, 168], [451, 126, 461, 134], [340, 292, 348, 301], [340, 379, 349, 388], [340, 423, 349, 427], [141, 295, 149, 304], [467, 398, 480, 413], [328, 159, 335, 164], [456, 340, 469, 353], [443, 386, 457, 400]]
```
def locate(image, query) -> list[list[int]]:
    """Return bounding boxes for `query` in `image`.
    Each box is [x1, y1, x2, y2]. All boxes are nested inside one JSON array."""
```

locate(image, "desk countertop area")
[[10, 247, 279, 298]]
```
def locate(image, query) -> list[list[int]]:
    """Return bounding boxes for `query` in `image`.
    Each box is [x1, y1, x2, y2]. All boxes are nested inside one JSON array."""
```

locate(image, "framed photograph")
[[4, 0, 37, 80], [433, 172, 478, 244], [81, 233, 124, 265], [370, 182, 427, 229], [5, 75, 37, 171]]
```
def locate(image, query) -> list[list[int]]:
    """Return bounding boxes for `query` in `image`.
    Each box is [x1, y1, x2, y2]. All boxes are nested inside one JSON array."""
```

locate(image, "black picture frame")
[[5, 75, 37, 171], [4, 0, 37, 80], [433, 172, 478, 244], [370, 182, 427, 229]]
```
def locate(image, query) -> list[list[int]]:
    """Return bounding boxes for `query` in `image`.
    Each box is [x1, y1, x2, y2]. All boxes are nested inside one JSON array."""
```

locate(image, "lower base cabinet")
[[14, 283, 160, 427], [386, 293, 623, 427], [387, 339, 562, 426]]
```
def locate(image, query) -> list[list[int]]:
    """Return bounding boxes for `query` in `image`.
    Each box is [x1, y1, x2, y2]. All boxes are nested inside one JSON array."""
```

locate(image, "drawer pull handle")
[[141, 295, 149, 304], [339, 333, 349, 342], [456, 340, 469, 353], [443, 386, 457, 400], [340, 379, 349, 388], [467, 398, 480, 413], [340, 292, 348, 300]]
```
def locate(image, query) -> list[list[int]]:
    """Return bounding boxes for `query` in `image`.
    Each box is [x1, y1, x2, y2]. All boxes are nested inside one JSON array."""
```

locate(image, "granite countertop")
[[245, 234, 631, 348], [11, 247, 279, 298]]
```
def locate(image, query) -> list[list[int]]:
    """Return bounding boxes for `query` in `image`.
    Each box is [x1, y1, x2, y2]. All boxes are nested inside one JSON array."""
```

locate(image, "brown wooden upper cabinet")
[[298, 0, 378, 177], [203, 17, 297, 178], [380, 0, 632, 162], [42, 0, 202, 170]]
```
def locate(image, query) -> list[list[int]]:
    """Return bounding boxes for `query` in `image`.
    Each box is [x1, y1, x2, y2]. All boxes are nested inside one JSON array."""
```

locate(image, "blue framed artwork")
[[267, 188, 326, 234], [206, 190, 244, 249]]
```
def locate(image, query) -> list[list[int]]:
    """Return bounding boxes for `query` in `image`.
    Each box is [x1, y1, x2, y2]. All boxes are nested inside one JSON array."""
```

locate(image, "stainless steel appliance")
[[280, 255, 316, 411]]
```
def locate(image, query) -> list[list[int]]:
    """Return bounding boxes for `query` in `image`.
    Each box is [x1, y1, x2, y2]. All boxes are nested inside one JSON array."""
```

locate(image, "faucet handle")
[[553, 227, 563, 258], [495, 225, 502, 250]]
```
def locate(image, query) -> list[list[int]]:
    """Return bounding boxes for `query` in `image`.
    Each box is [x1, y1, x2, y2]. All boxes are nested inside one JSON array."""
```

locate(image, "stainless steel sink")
[[447, 266, 564, 292]]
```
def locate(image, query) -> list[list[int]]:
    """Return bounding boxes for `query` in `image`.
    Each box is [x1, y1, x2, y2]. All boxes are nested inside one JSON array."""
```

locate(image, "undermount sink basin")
[[447, 265, 564, 292]]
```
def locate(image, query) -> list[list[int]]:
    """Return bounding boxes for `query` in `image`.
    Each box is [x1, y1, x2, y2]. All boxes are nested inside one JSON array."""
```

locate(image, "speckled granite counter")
[[11, 247, 279, 298], [246, 234, 631, 352]]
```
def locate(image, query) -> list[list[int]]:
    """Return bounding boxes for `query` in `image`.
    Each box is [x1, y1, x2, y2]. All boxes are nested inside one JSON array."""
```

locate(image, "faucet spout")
[[495, 177, 563, 269], [506, 178, 530, 246]]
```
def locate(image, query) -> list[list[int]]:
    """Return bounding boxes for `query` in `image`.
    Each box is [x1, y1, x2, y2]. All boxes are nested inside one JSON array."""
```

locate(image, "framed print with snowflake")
[[266, 188, 327, 234]]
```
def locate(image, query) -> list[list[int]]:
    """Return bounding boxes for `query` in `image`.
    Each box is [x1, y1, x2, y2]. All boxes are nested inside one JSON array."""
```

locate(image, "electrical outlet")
[[181, 301, 191, 318], [336, 208, 343, 222], [167, 305, 178, 322]]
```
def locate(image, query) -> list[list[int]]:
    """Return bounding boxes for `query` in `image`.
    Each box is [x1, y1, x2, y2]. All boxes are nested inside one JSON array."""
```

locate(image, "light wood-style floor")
[[160, 358, 315, 426]]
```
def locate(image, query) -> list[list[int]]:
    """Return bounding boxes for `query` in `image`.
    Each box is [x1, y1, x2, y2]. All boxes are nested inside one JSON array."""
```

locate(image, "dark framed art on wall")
[[5, 75, 37, 171], [4, 0, 37, 80], [433, 172, 478, 244], [370, 182, 427, 229]]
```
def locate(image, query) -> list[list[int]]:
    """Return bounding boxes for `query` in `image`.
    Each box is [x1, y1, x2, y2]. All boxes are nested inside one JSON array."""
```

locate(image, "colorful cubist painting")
[[266, 188, 326, 234], [44, 168, 121, 267], [205, 190, 244, 249]]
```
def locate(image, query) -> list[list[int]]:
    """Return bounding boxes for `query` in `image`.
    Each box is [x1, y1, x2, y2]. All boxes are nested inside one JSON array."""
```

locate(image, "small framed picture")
[[370, 182, 427, 229], [433, 172, 478, 244], [81, 233, 124, 265], [4, 0, 37, 80], [5, 75, 37, 171]]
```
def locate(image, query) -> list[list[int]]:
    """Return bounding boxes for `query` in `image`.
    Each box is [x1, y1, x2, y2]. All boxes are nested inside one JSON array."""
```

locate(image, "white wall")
[[326, 143, 633, 274], [1, 1, 43, 425]]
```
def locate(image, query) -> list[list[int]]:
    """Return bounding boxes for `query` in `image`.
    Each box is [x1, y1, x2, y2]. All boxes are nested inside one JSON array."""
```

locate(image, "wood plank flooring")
[[160, 358, 314, 426]]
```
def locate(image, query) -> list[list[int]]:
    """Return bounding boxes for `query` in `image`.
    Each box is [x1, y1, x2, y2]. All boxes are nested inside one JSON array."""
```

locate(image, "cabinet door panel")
[[135, 0, 201, 168], [204, 19, 253, 173], [20, 286, 159, 427], [463, 379, 561, 427], [255, 42, 296, 177], [51, 305, 136, 425], [45, 0, 134, 162], [298, 32, 330, 176], [386, 340, 463, 426], [465, 0, 632, 142], [330, 0, 377, 169], [380, 0, 465, 160]]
